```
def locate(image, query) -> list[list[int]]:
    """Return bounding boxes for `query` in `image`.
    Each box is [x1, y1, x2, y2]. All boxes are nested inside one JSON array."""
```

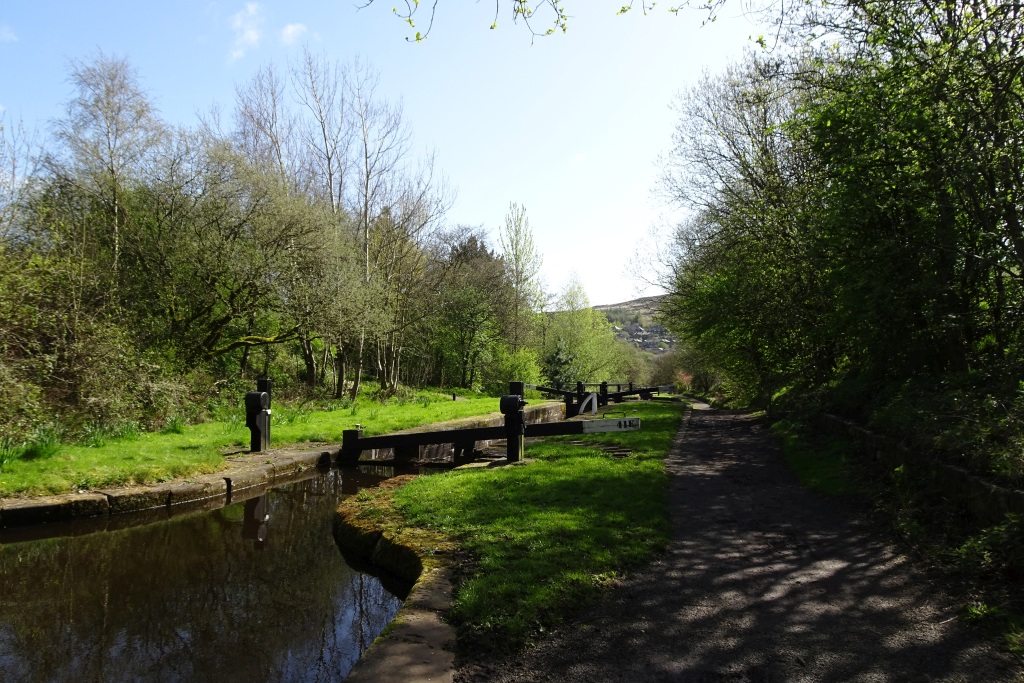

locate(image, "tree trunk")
[[334, 344, 347, 399], [319, 344, 330, 385], [300, 334, 317, 391], [349, 330, 364, 400], [240, 343, 251, 378]]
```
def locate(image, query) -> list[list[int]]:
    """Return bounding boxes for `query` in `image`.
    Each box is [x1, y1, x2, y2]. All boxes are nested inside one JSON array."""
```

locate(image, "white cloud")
[[281, 23, 307, 46], [0, 25, 17, 43], [230, 3, 263, 61]]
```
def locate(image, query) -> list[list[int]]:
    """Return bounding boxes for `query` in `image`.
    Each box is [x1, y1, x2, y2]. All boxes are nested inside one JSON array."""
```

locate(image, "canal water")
[[0, 467, 409, 682]]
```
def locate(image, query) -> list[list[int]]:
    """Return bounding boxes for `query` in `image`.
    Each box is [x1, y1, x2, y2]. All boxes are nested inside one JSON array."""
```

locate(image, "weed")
[[81, 420, 142, 447], [162, 415, 187, 435], [0, 437, 24, 472], [966, 601, 1004, 622], [81, 422, 109, 448], [22, 426, 62, 460], [113, 421, 141, 441], [275, 407, 311, 425], [954, 514, 1024, 580]]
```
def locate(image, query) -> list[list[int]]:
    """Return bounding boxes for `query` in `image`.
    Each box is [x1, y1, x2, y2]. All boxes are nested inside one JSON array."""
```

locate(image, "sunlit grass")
[[0, 394, 502, 497], [388, 400, 687, 652]]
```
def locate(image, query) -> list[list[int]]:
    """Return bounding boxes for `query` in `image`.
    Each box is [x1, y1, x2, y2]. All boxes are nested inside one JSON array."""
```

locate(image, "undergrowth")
[[776, 420, 1024, 660]]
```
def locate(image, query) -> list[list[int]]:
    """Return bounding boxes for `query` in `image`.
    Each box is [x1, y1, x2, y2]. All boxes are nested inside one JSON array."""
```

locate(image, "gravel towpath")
[[457, 406, 1021, 682]]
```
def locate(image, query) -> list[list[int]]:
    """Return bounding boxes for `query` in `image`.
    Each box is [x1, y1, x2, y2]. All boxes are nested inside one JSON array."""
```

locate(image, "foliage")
[[481, 346, 542, 396], [542, 275, 635, 386], [497, 202, 545, 351], [0, 51, 605, 446], [542, 339, 579, 389], [658, 0, 1024, 473]]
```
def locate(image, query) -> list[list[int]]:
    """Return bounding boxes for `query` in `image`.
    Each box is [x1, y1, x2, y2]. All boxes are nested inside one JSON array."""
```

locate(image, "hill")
[[593, 295, 675, 354]]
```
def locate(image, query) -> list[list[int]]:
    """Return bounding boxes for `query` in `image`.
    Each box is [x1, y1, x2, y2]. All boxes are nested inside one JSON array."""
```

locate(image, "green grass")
[[772, 420, 859, 497], [389, 400, 687, 652], [0, 394, 501, 497]]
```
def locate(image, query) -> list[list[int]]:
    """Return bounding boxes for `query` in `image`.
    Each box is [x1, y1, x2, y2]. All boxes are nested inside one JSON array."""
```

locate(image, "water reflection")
[[242, 495, 270, 547], [0, 468, 407, 682]]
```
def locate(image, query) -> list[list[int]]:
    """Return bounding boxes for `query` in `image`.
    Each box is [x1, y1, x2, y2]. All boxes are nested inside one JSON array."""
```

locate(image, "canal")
[[0, 467, 409, 682]]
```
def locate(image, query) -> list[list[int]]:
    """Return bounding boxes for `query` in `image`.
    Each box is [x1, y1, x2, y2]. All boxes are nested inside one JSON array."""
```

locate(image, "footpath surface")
[[458, 406, 1022, 682]]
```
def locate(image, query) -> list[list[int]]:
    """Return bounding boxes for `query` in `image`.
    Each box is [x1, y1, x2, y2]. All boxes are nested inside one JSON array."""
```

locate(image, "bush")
[[0, 361, 46, 443], [482, 347, 542, 396]]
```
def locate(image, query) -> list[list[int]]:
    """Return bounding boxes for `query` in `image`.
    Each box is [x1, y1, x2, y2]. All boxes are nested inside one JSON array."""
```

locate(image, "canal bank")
[[0, 401, 564, 681], [0, 402, 564, 531]]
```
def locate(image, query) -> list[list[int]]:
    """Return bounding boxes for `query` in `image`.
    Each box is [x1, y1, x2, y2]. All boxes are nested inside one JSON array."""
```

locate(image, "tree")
[[497, 201, 544, 352], [543, 274, 626, 383], [429, 231, 509, 388], [53, 50, 163, 279], [658, 56, 836, 407], [373, 1, 712, 40], [233, 63, 303, 192], [291, 48, 352, 213]]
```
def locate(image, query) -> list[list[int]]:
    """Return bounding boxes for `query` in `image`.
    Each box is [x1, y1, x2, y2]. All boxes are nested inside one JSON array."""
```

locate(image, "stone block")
[[371, 533, 424, 584], [224, 466, 273, 497], [1, 493, 109, 527], [333, 506, 384, 558], [270, 454, 308, 481], [166, 477, 227, 506], [100, 486, 170, 514]]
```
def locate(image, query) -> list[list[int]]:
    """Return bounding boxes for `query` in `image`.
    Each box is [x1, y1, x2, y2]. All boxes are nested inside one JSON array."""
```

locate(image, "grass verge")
[[775, 419, 1024, 660], [0, 394, 500, 497], [771, 420, 859, 497], [345, 400, 687, 655]]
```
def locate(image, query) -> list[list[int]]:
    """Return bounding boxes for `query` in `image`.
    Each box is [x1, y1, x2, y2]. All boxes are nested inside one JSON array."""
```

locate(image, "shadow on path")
[[461, 408, 1021, 682]]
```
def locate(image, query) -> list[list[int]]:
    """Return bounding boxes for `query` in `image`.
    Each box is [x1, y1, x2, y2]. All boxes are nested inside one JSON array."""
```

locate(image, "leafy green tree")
[[497, 201, 544, 351], [432, 232, 509, 389], [53, 50, 164, 281], [659, 57, 835, 407], [543, 275, 628, 384]]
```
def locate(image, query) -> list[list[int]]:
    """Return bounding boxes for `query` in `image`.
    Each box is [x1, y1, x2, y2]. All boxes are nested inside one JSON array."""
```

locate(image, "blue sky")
[[0, 1, 761, 306]]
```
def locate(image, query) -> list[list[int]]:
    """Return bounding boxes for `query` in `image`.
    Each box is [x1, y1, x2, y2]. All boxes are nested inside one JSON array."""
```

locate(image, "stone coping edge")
[[0, 448, 328, 531], [333, 477, 456, 683]]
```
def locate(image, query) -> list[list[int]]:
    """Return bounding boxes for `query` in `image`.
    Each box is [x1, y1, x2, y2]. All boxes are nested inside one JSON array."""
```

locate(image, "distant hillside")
[[593, 295, 675, 354], [593, 295, 666, 316]]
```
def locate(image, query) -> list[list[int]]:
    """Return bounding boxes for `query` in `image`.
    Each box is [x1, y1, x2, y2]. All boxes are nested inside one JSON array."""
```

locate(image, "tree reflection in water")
[[0, 469, 406, 682]]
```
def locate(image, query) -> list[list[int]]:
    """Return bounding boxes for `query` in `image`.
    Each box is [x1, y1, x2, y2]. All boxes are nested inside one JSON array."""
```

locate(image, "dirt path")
[[457, 406, 1021, 682]]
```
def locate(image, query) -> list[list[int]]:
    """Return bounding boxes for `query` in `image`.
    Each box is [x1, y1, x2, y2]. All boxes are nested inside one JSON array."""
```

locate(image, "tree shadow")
[[476, 409, 1020, 682]]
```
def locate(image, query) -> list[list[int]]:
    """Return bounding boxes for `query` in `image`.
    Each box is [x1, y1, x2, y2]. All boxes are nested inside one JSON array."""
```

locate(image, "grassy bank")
[[352, 400, 687, 654], [0, 394, 500, 497]]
